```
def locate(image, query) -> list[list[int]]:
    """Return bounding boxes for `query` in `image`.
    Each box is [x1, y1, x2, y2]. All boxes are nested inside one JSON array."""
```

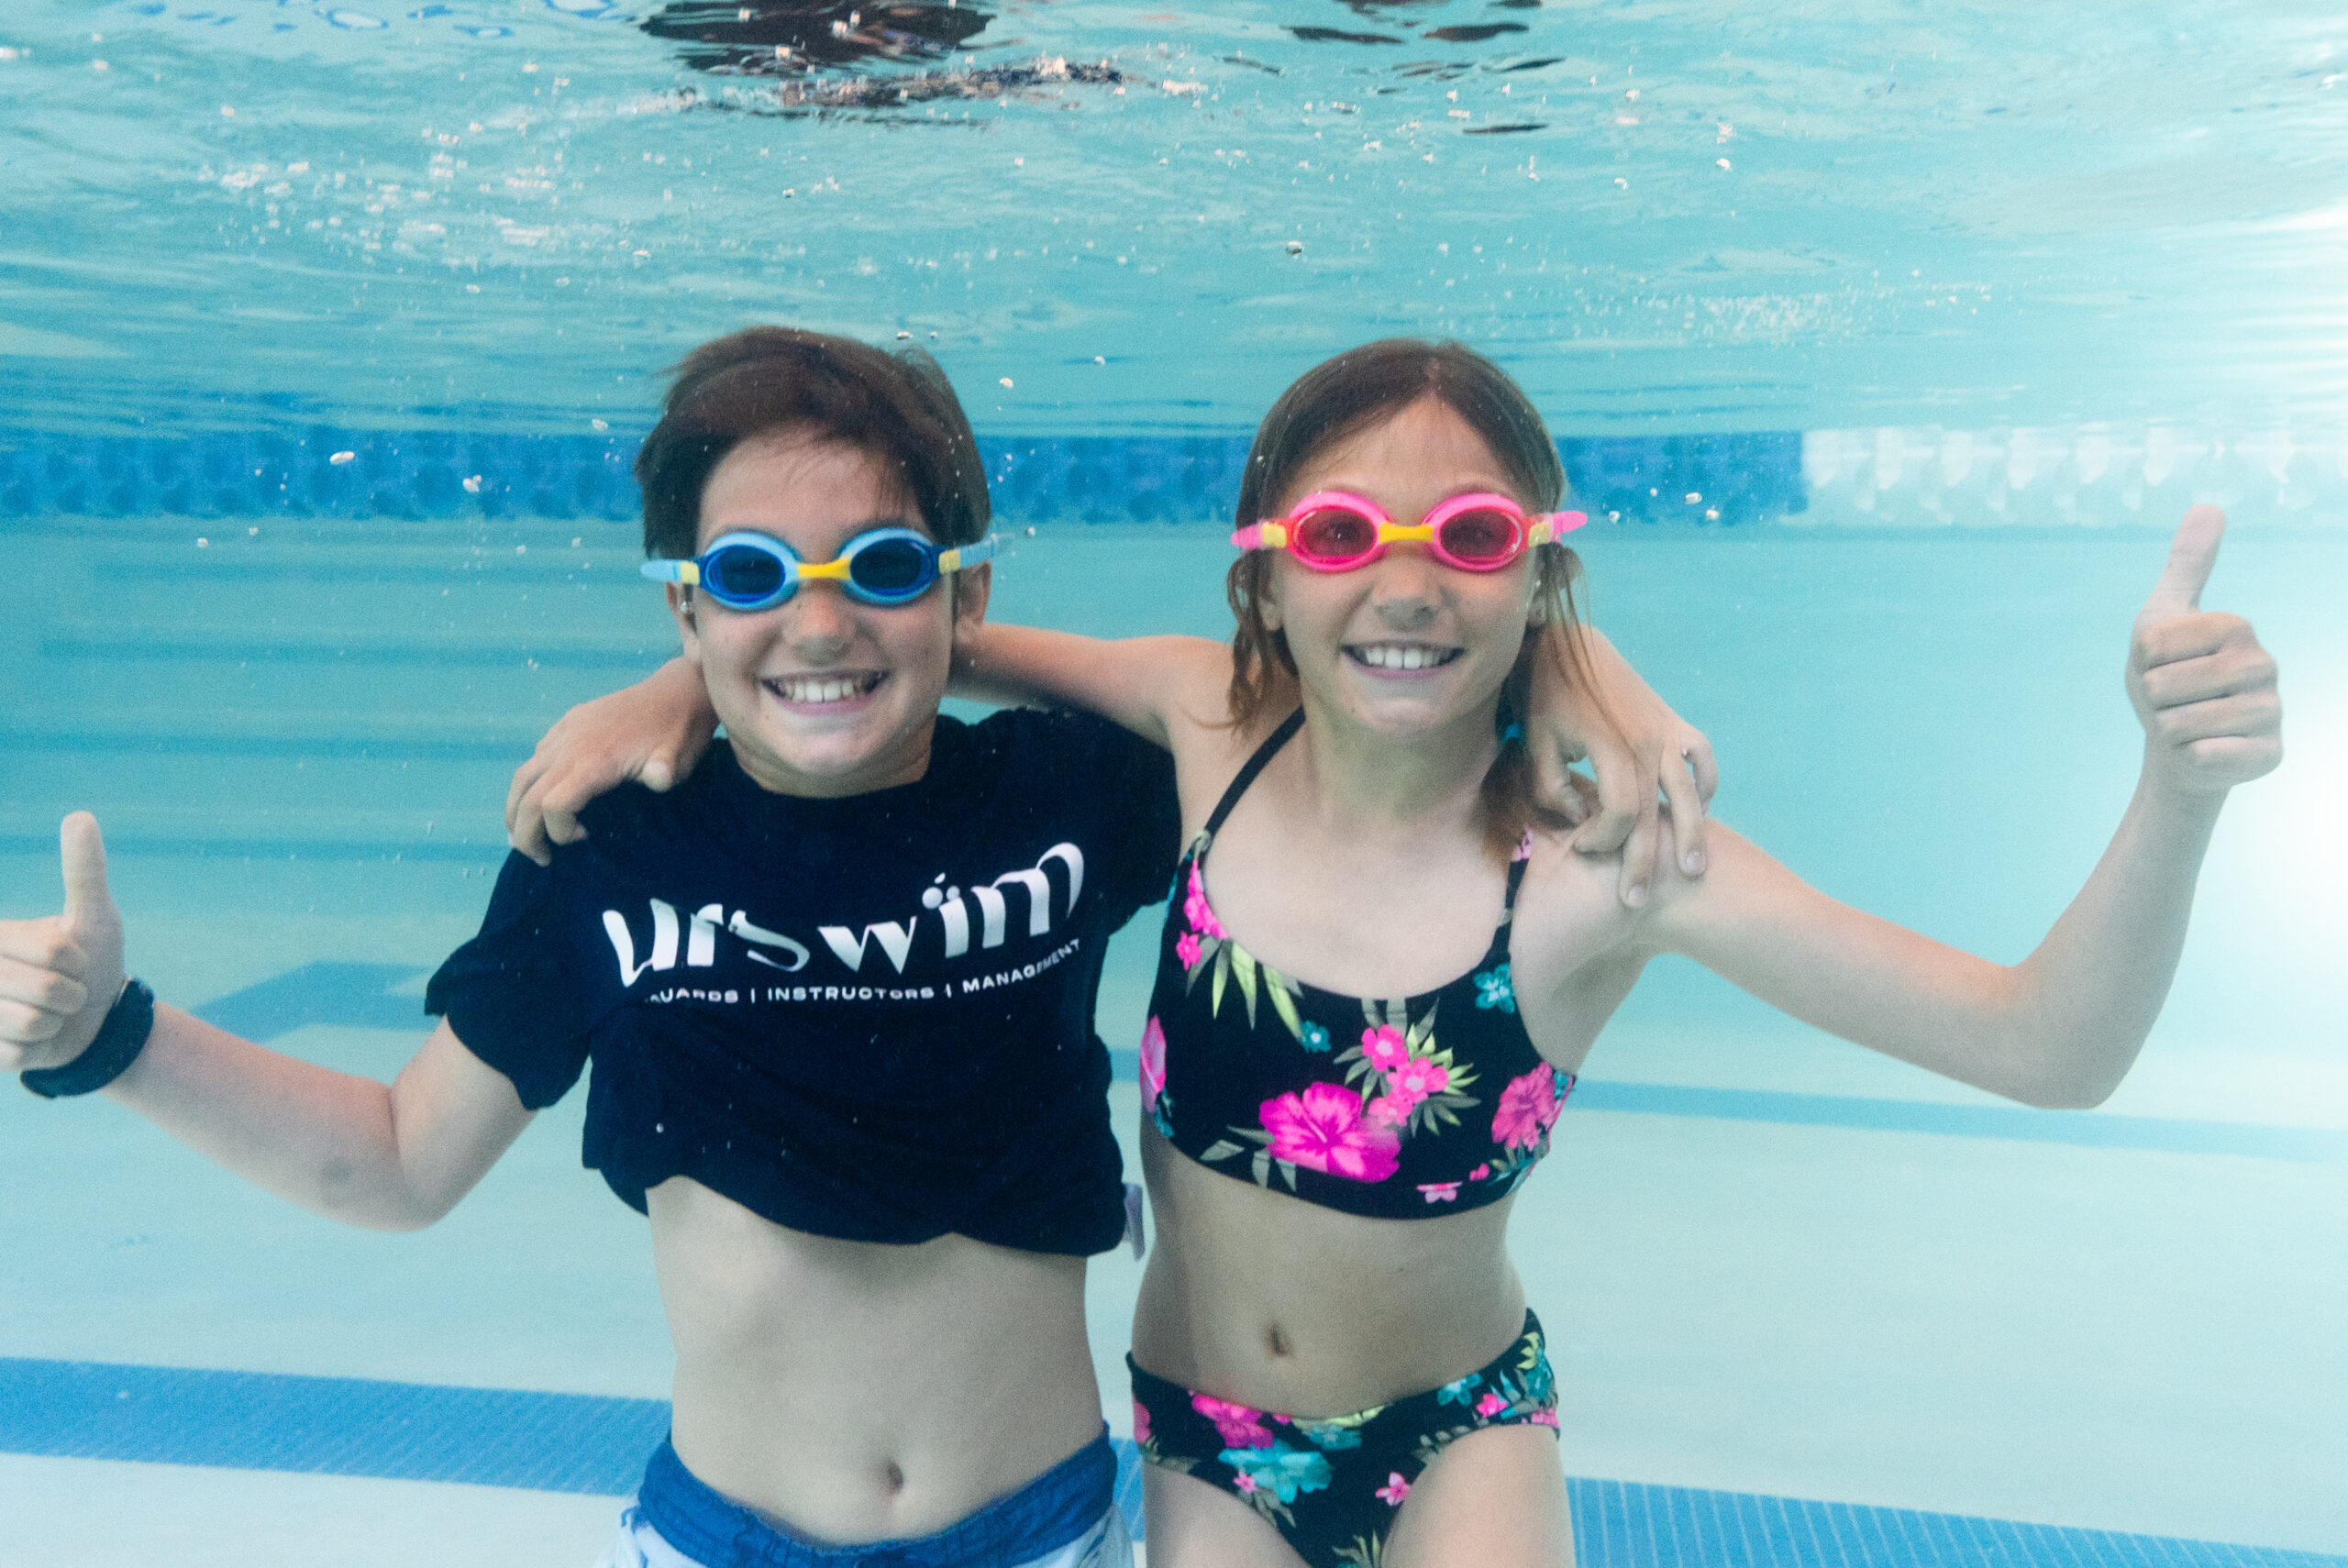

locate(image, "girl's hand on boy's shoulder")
[[0, 813, 124, 1074], [506, 657, 718, 865]]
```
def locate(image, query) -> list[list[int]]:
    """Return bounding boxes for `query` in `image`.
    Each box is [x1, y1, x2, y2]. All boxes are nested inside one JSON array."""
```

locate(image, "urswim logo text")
[[601, 844, 1084, 985]]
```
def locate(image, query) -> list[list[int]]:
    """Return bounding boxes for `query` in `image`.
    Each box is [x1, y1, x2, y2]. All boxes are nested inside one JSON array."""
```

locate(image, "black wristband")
[[22, 978, 155, 1099]]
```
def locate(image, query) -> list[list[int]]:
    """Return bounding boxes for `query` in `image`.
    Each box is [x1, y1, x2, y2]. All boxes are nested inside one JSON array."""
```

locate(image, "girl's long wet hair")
[[1225, 338, 1592, 857]]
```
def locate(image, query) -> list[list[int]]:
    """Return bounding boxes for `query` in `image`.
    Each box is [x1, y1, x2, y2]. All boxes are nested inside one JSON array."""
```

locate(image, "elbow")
[[1978, 971, 2132, 1110], [1990, 1029, 2130, 1110], [316, 1196, 443, 1232], [2008, 1075, 2118, 1112], [339, 1196, 449, 1233], [315, 1155, 449, 1232]]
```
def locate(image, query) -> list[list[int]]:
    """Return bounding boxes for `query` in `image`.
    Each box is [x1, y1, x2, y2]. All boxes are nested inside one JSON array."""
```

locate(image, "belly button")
[[883, 1460, 905, 1494], [1267, 1327, 1290, 1358]]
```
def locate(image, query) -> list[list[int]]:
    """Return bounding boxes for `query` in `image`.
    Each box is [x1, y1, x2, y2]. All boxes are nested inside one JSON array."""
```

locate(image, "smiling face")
[[668, 430, 987, 798], [1258, 396, 1541, 739]]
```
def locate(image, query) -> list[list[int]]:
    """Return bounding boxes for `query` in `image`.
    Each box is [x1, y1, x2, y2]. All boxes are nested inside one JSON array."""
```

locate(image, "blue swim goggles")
[[640, 526, 999, 611]]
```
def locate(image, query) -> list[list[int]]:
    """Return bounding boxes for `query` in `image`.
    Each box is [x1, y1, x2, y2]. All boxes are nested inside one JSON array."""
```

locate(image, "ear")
[[666, 583, 706, 668], [949, 559, 992, 645], [1257, 561, 1285, 635]]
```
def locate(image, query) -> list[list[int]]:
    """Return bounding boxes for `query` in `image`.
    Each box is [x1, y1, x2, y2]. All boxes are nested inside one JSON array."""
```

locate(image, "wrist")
[[21, 977, 154, 1099], [2136, 747, 2230, 823]]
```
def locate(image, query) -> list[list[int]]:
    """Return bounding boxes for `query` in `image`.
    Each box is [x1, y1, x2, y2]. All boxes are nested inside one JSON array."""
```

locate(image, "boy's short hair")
[[637, 326, 990, 558]]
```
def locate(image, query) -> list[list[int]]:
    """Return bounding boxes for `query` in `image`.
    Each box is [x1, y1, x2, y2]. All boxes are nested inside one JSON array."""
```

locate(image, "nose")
[[1367, 547, 1442, 628], [780, 580, 857, 658]]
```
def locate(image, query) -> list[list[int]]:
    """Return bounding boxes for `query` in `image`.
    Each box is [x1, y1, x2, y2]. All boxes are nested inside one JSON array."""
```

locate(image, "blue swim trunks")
[[598, 1430, 1129, 1568]]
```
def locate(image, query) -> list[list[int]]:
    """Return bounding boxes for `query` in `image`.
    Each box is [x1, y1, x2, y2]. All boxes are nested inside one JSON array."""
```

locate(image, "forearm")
[[104, 1006, 450, 1231], [2002, 760, 2225, 1106], [953, 623, 1216, 746], [947, 623, 1081, 711]]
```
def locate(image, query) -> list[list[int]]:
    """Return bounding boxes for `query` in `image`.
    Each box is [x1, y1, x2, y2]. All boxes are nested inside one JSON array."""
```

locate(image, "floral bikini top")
[[1138, 709, 1576, 1217]]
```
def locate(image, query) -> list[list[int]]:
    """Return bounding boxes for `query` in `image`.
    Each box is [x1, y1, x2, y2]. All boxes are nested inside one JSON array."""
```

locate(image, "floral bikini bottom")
[[1127, 1311, 1559, 1568]]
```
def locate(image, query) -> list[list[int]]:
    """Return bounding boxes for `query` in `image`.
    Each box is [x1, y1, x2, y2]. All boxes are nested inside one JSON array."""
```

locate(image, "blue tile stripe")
[[0, 1358, 669, 1496], [3, 1360, 2338, 1564], [168, 965, 2344, 1161], [1562, 1477, 2346, 1568], [0, 426, 1805, 526], [1564, 1079, 2348, 1162]]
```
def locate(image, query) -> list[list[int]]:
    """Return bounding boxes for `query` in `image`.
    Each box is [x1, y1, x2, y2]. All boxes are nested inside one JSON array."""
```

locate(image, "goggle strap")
[[639, 559, 699, 586], [1231, 522, 1286, 551], [938, 533, 1001, 572]]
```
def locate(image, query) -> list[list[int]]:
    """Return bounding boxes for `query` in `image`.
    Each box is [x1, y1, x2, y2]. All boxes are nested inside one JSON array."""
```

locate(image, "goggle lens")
[[847, 536, 933, 596], [1434, 507, 1522, 564], [1292, 506, 1380, 564], [704, 546, 786, 602]]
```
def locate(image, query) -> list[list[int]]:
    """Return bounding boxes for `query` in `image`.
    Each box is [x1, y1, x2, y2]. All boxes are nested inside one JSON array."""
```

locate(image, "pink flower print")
[[1361, 1024, 1410, 1076], [1528, 1408, 1560, 1429], [1376, 1473, 1411, 1507], [1259, 1082, 1401, 1183], [1191, 1393, 1274, 1450], [1138, 1017, 1168, 1115], [1175, 932, 1202, 969], [1418, 1182, 1460, 1203], [1475, 1391, 1509, 1419], [1132, 1399, 1152, 1445], [1234, 1472, 1258, 1494], [1468, 1164, 1490, 1182], [1182, 863, 1227, 940], [1392, 1056, 1449, 1102], [1491, 1066, 1562, 1152]]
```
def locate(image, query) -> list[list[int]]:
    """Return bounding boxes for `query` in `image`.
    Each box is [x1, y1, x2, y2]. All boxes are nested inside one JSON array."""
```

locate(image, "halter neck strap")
[[1202, 708, 1306, 838]]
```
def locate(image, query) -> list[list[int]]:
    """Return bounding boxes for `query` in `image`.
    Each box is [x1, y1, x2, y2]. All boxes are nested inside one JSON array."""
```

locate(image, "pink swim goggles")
[[1231, 491, 1588, 573]]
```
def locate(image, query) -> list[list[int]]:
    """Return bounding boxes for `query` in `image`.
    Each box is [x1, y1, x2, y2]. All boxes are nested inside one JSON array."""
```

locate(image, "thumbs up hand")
[[2128, 506, 2284, 797], [0, 813, 127, 1073]]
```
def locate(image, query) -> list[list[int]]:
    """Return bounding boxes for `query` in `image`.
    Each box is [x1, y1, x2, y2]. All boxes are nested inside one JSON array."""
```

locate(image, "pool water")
[[4, 0, 2347, 439], [1, 0, 2345, 1562]]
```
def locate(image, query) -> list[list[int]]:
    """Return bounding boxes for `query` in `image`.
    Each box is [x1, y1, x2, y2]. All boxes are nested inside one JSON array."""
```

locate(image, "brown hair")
[[636, 326, 989, 558], [1224, 338, 1592, 856]]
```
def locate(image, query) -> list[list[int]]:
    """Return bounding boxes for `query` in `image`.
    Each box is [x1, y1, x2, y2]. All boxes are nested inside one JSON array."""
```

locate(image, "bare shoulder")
[[1512, 809, 1785, 963], [1159, 652, 1299, 822], [1635, 816, 1805, 951], [1507, 823, 1640, 972], [1516, 822, 1636, 907]]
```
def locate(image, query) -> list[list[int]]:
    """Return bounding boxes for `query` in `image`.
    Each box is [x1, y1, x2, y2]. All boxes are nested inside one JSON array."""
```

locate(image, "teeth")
[[1354, 645, 1455, 671], [770, 673, 878, 703]]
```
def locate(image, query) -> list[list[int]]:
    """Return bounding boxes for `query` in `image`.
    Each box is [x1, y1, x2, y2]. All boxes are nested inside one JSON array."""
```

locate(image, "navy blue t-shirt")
[[425, 709, 1180, 1255]]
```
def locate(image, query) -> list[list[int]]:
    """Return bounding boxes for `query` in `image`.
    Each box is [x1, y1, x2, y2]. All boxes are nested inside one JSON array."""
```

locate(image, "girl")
[[511, 338, 2281, 1568]]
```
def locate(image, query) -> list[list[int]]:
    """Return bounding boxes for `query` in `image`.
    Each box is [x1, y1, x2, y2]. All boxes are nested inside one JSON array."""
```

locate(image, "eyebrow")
[[702, 515, 923, 546], [1298, 480, 1518, 507]]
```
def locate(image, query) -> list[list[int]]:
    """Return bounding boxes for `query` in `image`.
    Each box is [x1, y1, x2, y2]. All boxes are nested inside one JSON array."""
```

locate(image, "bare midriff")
[[1129, 1123, 1527, 1418], [647, 1176, 1102, 1543]]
